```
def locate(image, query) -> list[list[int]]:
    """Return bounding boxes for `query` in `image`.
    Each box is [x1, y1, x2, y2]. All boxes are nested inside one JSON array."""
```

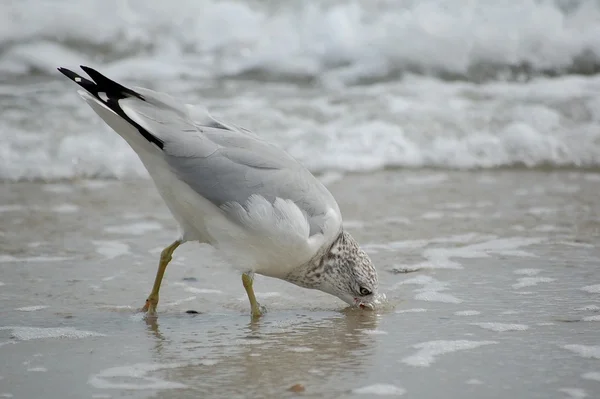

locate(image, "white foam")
[[465, 379, 483, 385], [582, 315, 600, 322], [363, 239, 430, 253], [395, 275, 462, 304], [576, 305, 600, 311], [352, 384, 406, 396], [4, 1, 600, 83], [100, 305, 135, 311], [415, 291, 462, 304], [88, 363, 188, 390], [172, 283, 223, 295], [408, 237, 544, 270], [401, 340, 497, 367], [361, 329, 388, 335], [563, 344, 600, 360], [514, 268, 542, 276], [348, 234, 490, 254], [582, 372, 600, 382], [471, 323, 529, 332], [42, 184, 73, 193], [15, 305, 48, 312], [559, 388, 587, 398], [101, 273, 123, 282], [420, 211, 444, 220], [129, 313, 146, 322], [372, 292, 388, 308], [27, 367, 47, 372], [533, 224, 563, 232], [80, 180, 114, 190], [396, 308, 427, 314], [104, 222, 163, 235], [558, 241, 595, 248], [92, 240, 131, 259], [527, 207, 556, 216], [255, 292, 281, 299], [455, 310, 480, 316], [390, 264, 423, 274], [162, 296, 197, 307], [51, 204, 79, 213], [0, 80, 600, 183], [581, 285, 600, 294], [453, 212, 482, 219], [0, 326, 105, 341], [287, 347, 314, 352], [0, 394, 13, 398], [435, 202, 470, 210], [3, 3, 600, 179], [512, 277, 555, 289], [234, 338, 265, 346]]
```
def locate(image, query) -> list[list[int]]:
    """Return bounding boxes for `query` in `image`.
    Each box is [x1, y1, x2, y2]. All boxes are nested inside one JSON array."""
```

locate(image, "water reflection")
[[145, 310, 383, 398]]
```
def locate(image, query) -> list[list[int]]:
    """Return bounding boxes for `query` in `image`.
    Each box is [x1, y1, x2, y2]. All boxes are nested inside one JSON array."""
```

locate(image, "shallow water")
[[1, 170, 599, 398], [2, 1, 600, 180], [2, 2, 600, 397]]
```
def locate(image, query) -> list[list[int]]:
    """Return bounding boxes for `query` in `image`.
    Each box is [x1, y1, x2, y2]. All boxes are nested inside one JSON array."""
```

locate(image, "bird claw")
[[250, 304, 267, 318]]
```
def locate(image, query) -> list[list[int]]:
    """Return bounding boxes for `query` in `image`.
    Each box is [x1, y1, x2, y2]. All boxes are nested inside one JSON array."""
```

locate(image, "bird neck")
[[283, 229, 346, 290]]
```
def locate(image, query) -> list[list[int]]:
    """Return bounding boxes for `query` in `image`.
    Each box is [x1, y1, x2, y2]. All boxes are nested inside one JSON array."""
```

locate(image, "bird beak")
[[358, 302, 375, 310]]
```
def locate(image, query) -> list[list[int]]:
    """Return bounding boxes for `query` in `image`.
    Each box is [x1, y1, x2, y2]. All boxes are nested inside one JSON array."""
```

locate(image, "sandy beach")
[[1, 170, 599, 398], [2, 1, 600, 397]]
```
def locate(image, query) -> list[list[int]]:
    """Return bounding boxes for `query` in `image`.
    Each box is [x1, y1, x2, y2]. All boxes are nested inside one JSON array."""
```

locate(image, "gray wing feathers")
[[166, 144, 334, 236], [120, 89, 338, 237]]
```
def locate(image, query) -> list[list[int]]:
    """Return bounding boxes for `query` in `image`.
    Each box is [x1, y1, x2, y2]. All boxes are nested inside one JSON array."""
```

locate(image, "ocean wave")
[[2, 0, 600, 181], [1, 0, 600, 84], [2, 71, 600, 181]]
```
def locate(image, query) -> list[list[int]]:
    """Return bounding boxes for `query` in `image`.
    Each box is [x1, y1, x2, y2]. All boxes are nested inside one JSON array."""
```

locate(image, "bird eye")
[[359, 287, 371, 296]]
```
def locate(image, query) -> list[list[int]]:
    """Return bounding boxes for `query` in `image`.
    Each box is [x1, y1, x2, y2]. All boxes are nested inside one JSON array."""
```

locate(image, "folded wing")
[[58, 66, 343, 258]]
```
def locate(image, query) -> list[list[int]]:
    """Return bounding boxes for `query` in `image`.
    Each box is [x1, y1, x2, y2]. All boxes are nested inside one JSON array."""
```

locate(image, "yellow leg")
[[141, 240, 181, 314], [242, 272, 263, 318]]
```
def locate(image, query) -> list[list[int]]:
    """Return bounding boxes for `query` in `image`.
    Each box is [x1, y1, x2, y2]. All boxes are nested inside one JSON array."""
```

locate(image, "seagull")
[[58, 66, 379, 317]]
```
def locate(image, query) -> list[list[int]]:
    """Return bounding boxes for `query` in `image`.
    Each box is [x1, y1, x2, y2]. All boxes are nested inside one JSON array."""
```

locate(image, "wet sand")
[[1, 169, 599, 398]]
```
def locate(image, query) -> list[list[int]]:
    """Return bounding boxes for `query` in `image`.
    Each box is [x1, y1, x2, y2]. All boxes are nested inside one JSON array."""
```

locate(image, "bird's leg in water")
[[141, 240, 181, 314], [242, 272, 264, 318]]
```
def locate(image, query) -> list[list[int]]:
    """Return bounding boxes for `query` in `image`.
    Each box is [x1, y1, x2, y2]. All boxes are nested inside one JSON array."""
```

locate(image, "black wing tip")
[[57, 66, 97, 89], [56, 65, 94, 77], [79, 65, 98, 76], [57, 65, 144, 101], [57, 66, 79, 80], [57, 65, 163, 150], [78, 65, 145, 101]]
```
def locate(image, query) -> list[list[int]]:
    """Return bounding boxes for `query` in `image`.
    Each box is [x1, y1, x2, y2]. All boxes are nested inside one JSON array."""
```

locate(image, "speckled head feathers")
[[286, 230, 379, 308]]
